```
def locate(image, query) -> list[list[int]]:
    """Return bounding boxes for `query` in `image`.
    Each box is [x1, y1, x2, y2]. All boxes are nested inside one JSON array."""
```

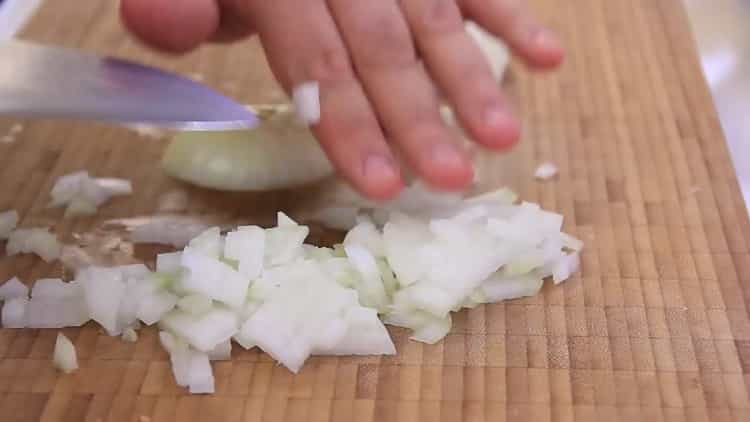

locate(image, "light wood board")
[[1, 0, 750, 421]]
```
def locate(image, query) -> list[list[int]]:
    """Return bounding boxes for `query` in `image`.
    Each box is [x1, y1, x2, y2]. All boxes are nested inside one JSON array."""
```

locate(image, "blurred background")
[[1, 0, 749, 207]]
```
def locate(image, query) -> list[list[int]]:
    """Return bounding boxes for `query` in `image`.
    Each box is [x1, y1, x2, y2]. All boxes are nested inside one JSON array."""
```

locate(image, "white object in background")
[[0, 0, 44, 40]]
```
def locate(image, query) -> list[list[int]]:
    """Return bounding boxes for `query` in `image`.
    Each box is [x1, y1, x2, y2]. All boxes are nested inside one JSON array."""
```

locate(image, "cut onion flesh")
[[0, 210, 19, 240], [161, 109, 333, 192], [6, 228, 62, 263], [2, 185, 580, 394], [0, 277, 28, 301], [49, 171, 132, 216], [53, 333, 78, 374]]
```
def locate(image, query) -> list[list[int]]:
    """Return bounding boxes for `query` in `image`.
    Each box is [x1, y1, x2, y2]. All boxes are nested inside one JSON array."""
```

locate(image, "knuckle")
[[415, 0, 463, 35], [306, 48, 355, 83], [353, 15, 416, 68]]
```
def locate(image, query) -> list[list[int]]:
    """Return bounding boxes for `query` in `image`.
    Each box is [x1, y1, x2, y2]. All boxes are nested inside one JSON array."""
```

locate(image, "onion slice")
[[53, 332, 78, 374]]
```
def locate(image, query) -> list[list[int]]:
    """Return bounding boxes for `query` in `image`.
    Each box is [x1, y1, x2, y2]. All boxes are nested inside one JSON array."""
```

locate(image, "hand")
[[121, 0, 563, 200]]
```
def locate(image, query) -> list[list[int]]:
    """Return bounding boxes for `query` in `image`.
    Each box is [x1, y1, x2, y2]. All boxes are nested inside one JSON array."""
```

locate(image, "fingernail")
[[431, 143, 465, 169], [532, 27, 561, 49], [364, 154, 399, 182], [483, 105, 513, 128]]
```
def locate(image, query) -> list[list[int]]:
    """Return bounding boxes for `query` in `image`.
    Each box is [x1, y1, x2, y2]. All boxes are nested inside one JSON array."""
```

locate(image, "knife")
[[0, 40, 258, 131]]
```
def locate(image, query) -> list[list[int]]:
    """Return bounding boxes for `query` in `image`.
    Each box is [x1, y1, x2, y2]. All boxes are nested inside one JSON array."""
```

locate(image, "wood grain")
[[1, 0, 750, 420]]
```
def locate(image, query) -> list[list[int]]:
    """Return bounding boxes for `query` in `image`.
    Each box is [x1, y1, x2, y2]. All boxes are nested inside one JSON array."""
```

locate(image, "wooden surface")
[[2, 0, 750, 421]]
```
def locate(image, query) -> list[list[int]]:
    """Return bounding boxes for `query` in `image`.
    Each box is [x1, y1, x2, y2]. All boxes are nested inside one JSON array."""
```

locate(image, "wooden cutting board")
[[1, 0, 750, 421]]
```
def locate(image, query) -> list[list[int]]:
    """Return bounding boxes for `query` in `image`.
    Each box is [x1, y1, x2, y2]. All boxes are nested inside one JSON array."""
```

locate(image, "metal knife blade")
[[0, 40, 258, 130]]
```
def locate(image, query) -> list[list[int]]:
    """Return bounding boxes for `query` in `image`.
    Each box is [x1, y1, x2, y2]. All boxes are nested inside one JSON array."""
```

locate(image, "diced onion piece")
[[78, 267, 126, 335], [344, 217, 384, 257], [293, 81, 321, 125], [162, 122, 333, 192], [0, 277, 28, 301], [6, 228, 62, 262], [552, 252, 580, 284], [224, 226, 265, 279], [31, 278, 79, 298], [132, 221, 210, 248], [49, 171, 132, 216], [264, 219, 309, 267], [208, 340, 232, 361], [344, 244, 389, 312], [160, 308, 239, 352], [2, 297, 28, 328], [177, 294, 213, 316], [122, 327, 138, 343], [53, 333, 78, 374], [480, 273, 544, 302], [534, 162, 559, 180], [180, 247, 250, 308], [410, 314, 452, 344], [0, 210, 19, 240], [188, 227, 223, 259], [137, 289, 178, 326], [187, 350, 215, 394], [313, 307, 395, 356], [27, 295, 89, 328], [156, 252, 183, 274]]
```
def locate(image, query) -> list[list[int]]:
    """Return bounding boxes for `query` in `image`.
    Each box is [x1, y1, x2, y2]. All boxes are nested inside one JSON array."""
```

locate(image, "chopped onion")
[[161, 109, 333, 191], [49, 171, 132, 216], [0, 277, 28, 301], [187, 350, 215, 394], [224, 226, 265, 279], [2, 297, 28, 328], [177, 294, 213, 316], [78, 267, 127, 335], [53, 333, 78, 374], [131, 221, 210, 248], [122, 327, 138, 343], [208, 340, 232, 361], [293, 81, 321, 125], [534, 162, 559, 180], [179, 247, 250, 308], [6, 228, 62, 262], [160, 308, 238, 352], [0, 210, 19, 240]]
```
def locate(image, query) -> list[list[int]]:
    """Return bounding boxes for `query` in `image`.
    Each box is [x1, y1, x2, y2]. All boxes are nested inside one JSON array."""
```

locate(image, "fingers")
[[120, 0, 220, 52], [328, 0, 474, 190], [401, 0, 520, 150], [460, 0, 564, 68], [120, 0, 254, 52], [250, 0, 404, 199]]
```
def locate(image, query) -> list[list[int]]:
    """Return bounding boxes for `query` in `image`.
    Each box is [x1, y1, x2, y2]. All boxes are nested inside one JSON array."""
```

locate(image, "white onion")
[[0, 277, 28, 301], [0, 210, 19, 240], [53, 333, 78, 374], [179, 247, 250, 308], [160, 308, 238, 352], [187, 350, 215, 394], [49, 171, 132, 216], [2, 297, 28, 328], [122, 327, 138, 343], [293, 81, 321, 125], [6, 228, 62, 263], [208, 340, 232, 361], [131, 221, 210, 248], [78, 267, 126, 335], [224, 226, 265, 279], [534, 162, 559, 180], [161, 111, 333, 192], [177, 294, 213, 316]]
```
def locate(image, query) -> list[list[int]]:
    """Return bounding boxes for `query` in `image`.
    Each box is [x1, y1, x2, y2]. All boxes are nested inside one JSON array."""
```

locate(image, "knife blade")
[[0, 40, 259, 131]]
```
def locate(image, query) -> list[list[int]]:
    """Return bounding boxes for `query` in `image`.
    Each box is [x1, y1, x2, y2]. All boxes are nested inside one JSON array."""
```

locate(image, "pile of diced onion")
[[0, 186, 581, 394]]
